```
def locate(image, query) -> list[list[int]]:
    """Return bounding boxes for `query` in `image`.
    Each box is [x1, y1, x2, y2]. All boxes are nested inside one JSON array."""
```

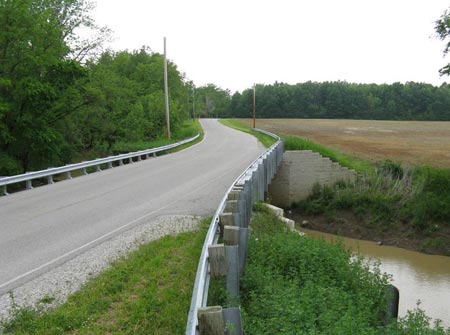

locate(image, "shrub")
[[241, 210, 390, 334], [241, 209, 450, 334]]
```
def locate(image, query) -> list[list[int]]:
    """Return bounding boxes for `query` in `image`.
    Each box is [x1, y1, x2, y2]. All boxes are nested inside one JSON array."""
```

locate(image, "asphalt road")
[[0, 119, 265, 295]]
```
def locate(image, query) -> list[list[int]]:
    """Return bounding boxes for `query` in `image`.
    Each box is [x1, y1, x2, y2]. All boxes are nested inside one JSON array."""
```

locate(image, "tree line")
[[3, 0, 450, 176], [194, 81, 450, 121], [0, 0, 194, 176]]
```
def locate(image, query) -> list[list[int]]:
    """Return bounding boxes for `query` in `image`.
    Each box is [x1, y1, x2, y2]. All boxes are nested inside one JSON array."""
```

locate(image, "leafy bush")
[[379, 160, 404, 180], [0, 152, 22, 176], [408, 167, 450, 229], [241, 209, 450, 334], [241, 209, 390, 334]]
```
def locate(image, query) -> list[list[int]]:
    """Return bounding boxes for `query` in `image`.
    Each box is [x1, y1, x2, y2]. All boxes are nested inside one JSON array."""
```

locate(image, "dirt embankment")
[[287, 209, 450, 256]]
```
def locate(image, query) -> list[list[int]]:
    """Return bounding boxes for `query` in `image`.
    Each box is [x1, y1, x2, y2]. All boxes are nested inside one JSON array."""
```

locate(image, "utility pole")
[[253, 84, 256, 128], [192, 86, 196, 119], [164, 37, 171, 139]]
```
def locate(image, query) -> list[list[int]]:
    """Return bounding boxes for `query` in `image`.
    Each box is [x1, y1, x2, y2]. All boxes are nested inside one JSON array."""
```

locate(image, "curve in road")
[[0, 119, 265, 296]]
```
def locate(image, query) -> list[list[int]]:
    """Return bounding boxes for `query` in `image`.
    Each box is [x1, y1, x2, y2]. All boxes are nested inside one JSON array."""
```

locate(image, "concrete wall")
[[268, 150, 356, 208]]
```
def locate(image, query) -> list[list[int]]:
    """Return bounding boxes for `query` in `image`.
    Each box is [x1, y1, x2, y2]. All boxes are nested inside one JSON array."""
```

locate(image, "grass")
[[293, 162, 450, 255], [0, 220, 209, 335], [236, 118, 450, 168], [240, 204, 450, 334], [112, 119, 203, 154], [221, 118, 371, 173], [223, 118, 450, 255], [3, 120, 203, 194], [219, 119, 277, 148]]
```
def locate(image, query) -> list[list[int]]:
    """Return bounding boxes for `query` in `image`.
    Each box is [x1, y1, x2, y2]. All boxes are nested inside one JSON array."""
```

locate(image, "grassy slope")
[[219, 119, 277, 148], [224, 119, 450, 255], [111, 119, 203, 154], [1, 222, 208, 335], [240, 205, 450, 334]]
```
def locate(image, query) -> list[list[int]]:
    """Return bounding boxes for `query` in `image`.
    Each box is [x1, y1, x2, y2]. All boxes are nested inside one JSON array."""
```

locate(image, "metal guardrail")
[[185, 129, 284, 335], [0, 134, 200, 196]]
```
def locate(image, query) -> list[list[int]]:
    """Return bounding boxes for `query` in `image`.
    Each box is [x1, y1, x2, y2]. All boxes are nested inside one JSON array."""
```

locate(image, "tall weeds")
[[294, 160, 449, 234]]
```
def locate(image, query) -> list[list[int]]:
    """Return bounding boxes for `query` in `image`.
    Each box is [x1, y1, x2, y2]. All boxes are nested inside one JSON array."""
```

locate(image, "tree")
[[436, 8, 450, 76], [0, 0, 108, 174], [194, 84, 231, 118]]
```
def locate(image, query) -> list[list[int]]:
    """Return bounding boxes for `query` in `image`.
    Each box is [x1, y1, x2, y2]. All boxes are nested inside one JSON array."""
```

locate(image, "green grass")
[[112, 119, 203, 154], [221, 119, 371, 173], [222, 118, 450, 254], [219, 119, 277, 148], [241, 205, 450, 334], [293, 162, 450, 255], [0, 220, 209, 335]]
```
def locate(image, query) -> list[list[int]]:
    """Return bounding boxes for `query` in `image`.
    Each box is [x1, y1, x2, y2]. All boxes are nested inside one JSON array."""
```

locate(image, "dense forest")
[[195, 81, 450, 121], [0, 0, 194, 176]]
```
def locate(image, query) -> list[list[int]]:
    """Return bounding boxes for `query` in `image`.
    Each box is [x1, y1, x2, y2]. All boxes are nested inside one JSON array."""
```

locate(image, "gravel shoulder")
[[0, 215, 200, 322]]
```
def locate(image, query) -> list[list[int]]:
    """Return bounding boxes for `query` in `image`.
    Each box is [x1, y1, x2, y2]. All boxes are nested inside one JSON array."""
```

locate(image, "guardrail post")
[[96, 165, 101, 172], [47, 175, 54, 184], [119, 159, 124, 166], [128, 157, 133, 164], [82, 168, 88, 175], [137, 155, 142, 161], [26, 179, 33, 190], [152, 152, 157, 158], [239, 227, 249, 273], [224, 226, 240, 302], [223, 307, 243, 335], [197, 306, 224, 335], [225, 245, 239, 300], [224, 226, 240, 245], [108, 162, 113, 169], [208, 244, 226, 277], [2, 185, 8, 196], [225, 200, 238, 213], [66, 171, 72, 179], [219, 213, 233, 236], [145, 153, 149, 159]]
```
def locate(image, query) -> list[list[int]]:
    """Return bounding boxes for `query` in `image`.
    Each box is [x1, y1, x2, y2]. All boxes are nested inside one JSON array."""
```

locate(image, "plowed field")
[[240, 119, 450, 167]]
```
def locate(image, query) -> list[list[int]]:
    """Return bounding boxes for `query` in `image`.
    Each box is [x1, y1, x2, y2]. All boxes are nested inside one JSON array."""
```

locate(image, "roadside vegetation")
[[223, 119, 450, 256], [0, 221, 208, 335], [0, 0, 202, 177], [291, 157, 450, 256], [239, 205, 450, 334], [219, 119, 277, 148]]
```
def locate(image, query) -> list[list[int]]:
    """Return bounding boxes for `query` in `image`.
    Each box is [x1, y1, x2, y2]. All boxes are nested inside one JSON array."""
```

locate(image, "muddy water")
[[299, 228, 450, 328]]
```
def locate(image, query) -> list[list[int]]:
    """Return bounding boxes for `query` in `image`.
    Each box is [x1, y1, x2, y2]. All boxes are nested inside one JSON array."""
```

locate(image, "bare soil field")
[[240, 119, 450, 168]]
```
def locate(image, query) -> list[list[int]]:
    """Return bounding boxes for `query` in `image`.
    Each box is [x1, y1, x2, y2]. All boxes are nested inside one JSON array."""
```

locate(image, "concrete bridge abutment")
[[268, 150, 356, 208]]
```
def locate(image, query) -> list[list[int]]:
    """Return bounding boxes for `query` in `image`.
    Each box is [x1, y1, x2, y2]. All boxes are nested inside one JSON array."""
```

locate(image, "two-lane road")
[[0, 119, 265, 295]]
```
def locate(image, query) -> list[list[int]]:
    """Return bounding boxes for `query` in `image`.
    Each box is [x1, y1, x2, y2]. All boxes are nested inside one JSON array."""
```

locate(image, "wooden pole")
[[253, 84, 256, 128], [164, 37, 171, 139], [198, 306, 225, 335], [192, 86, 196, 119]]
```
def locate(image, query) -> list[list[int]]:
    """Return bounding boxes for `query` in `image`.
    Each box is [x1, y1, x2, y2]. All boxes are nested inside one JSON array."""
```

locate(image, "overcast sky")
[[92, 0, 450, 93]]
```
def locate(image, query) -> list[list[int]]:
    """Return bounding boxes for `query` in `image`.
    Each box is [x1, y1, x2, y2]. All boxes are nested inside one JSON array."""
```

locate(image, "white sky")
[[92, 0, 450, 92]]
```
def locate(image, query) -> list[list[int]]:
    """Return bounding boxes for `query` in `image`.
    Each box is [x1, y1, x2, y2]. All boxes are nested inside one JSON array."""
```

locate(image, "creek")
[[299, 228, 450, 329]]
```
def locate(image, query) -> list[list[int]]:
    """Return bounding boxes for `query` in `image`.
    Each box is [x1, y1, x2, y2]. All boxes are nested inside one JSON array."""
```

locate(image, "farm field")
[[239, 119, 450, 168]]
